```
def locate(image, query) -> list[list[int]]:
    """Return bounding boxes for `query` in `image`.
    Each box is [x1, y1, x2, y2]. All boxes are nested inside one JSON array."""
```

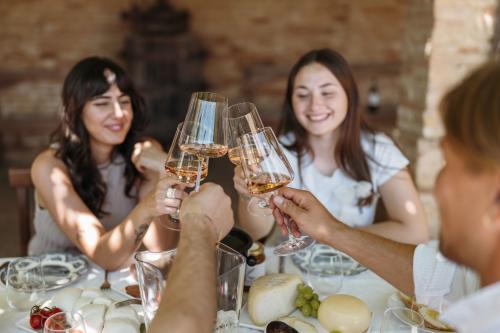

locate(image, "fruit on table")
[[29, 305, 63, 329], [294, 283, 321, 318], [248, 273, 302, 326], [317, 294, 371, 333]]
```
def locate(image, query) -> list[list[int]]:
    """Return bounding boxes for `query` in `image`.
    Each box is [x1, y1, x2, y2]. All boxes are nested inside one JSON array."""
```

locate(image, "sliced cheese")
[[81, 288, 104, 299], [51, 287, 83, 312], [78, 303, 107, 333], [72, 296, 93, 313], [93, 295, 113, 306], [105, 305, 141, 327], [102, 318, 139, 333], [247, 273, 302, 326], [280, 316, 319, 333]]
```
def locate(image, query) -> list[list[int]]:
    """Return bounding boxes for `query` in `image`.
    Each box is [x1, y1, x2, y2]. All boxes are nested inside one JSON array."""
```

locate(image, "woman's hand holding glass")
[[147, 174, 190, 221], [162, 122, 206, 231]]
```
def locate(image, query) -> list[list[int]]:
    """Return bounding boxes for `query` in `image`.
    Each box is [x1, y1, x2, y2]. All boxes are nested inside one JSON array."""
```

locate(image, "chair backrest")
[[8, 168, 34, 256]]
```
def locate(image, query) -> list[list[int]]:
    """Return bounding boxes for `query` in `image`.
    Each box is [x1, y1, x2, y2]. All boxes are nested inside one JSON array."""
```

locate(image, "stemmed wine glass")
[[179, 92, 228, 191], [163, 122, 209, 231], [6, 257, 45, 311], [238, 127, 315, 256], [43, 311, 87, 333], [224, 102, 265, 166]]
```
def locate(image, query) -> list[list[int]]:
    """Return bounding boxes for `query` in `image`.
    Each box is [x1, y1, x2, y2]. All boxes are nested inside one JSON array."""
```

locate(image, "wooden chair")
[[8, 168, 34, 256]]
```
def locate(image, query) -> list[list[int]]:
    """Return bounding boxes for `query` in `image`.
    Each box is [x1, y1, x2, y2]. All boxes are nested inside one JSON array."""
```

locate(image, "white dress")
[[28, 154, 138, 255], [280, 131, 409, 227], [276, 131, 409, 274]]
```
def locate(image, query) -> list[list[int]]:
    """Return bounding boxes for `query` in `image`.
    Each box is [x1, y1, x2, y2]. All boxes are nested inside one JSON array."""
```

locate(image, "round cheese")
[[317, 294, 371, 333]]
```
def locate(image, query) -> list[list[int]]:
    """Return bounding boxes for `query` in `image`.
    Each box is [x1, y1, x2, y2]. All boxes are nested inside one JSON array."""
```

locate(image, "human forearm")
[[324, 223, 416, 295], [361, 220, 428, 244], [142, 216, 179, 251], [148, 214, 218, 333], [89, 203, 155, 270], [237, 197, 274, 240]]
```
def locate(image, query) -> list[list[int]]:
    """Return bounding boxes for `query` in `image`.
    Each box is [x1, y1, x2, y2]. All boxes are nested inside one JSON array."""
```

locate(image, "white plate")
[[386, 293, 455, 333], [0, 254, 88, 291], [15, 288, 143, 333]]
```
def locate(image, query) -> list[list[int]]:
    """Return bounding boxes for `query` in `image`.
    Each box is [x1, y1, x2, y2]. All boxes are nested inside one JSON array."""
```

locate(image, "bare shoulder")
[[31, 148, 71, 186]]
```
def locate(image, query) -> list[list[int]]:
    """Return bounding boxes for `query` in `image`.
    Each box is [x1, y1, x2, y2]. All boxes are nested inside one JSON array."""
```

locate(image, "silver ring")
[[166, 187, 177, 199]]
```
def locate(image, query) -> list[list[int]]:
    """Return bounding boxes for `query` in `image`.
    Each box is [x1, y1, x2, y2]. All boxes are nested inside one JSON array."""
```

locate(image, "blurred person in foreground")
[[270, 61, 500, 332], [148, 183, 234, 333]]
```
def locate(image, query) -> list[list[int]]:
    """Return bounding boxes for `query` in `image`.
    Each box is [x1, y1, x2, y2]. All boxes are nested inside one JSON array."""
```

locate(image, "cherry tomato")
[[29, 314, 42, 330]]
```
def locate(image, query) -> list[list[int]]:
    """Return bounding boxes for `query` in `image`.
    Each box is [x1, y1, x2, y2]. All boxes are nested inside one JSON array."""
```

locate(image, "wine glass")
[[238, 127, 315, 256], [43, 311, 87, 333], [164, 122, 209, 231], [380, 307, 425, 332], [5, 257, 45, 311], [306, 244, 343, 295], [223, 102, 264, 165], [179, 92, 228, 191]]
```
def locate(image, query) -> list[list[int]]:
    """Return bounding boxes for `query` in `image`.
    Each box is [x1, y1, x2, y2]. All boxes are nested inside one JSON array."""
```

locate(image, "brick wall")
[[0, 0, 407, 164]]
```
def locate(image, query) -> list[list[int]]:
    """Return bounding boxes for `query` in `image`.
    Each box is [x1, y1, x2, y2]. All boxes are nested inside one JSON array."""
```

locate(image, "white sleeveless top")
[[28, 154, 138, 255]]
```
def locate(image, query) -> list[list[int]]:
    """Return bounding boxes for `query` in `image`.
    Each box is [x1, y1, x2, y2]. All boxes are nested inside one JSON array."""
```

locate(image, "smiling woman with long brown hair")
[[29, 57, 185, 270], [234, 48, 428, 245]]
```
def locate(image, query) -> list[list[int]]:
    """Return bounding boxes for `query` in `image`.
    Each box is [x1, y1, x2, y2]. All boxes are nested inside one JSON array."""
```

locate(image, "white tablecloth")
[[0, 258, 132, 333], [0, 249, 396, 333]]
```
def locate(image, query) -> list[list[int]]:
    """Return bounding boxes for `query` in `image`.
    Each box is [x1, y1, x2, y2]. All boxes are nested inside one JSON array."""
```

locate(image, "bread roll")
[[318, 294, 371, 333], [247, 274, 302, 326]]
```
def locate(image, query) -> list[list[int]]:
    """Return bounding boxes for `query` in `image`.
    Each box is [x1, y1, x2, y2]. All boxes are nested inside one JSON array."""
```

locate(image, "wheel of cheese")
[[247, 273, 302, 326], [317, 294, 371, 333]]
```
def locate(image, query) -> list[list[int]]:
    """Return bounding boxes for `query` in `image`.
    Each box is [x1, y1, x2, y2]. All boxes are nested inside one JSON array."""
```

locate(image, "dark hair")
[[278, 48, 374, 205], [51, 56, 148, 217], [441, 61, 500, 169]]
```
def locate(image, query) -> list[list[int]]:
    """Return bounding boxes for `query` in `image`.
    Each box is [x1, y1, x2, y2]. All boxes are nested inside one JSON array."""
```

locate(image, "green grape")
[[303, 286, 313, 294], [330, 330, 342, 333], [310, 299, 320, 310], [297, 283, 306, 292], [312, 293, 319, 301], [301, 303, 312, 317], [303, 291, 313, 300], [295, 296, 305, 308], [311, 309, 318, 318]]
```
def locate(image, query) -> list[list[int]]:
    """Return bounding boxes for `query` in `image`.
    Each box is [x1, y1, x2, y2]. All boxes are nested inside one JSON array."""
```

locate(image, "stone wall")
[[398, 0, 498, 237]]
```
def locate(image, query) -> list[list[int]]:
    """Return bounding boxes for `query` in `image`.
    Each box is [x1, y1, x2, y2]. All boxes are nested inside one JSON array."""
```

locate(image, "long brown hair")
[[440, 61, 500, 169], [50, 57, 148, 217], [278, 48, 374, 204]]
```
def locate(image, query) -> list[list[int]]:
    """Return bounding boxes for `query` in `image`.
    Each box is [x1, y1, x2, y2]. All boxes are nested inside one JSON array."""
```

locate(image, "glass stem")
[[195, 156, 202, 192], [284, 215, 298, 243]]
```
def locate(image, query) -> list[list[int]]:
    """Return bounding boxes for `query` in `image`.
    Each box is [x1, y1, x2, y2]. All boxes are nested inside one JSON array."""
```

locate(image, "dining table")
[[0, 246, 397, 333]]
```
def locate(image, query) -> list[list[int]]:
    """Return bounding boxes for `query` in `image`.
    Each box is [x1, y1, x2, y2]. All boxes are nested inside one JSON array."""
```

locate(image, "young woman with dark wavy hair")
[[29, 57, 185, 270], [234, 48, 428, 245]]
